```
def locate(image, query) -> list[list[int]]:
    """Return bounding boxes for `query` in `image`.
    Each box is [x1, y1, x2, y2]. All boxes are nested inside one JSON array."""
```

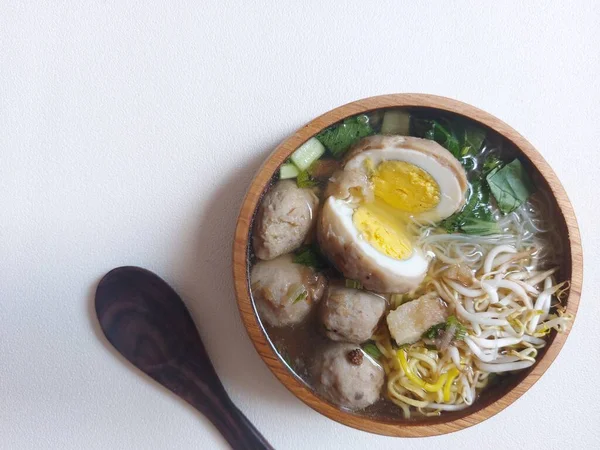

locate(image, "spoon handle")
[[149, 358, 274, 450]]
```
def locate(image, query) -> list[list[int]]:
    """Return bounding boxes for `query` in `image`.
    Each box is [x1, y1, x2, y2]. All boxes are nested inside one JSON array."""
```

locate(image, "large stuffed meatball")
[[252, 180, 319, 260], [251, 254, 326, 327]]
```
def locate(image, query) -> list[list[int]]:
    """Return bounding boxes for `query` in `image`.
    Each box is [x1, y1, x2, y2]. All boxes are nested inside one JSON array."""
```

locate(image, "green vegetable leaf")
[[486, 159, 535, 214], [422, 322, 446, 340], [293, 246, 327, 269], [441, 180, 496, 234], [362, 342, 382, 360], [316, 114, 374, 158], [411, 117, 486, 162], [430, 120, 460, 157], [296, 170, 318, 188], [462, 126, 486, 157], [422, 316, 466, 341]]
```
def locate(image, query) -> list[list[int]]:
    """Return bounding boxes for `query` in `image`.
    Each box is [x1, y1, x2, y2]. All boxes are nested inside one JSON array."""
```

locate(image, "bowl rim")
[[232, 93, 583, 437]]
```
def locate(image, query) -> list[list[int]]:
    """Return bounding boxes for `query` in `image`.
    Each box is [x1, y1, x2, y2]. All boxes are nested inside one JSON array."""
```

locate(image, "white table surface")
[[2, 1, 599, 449]]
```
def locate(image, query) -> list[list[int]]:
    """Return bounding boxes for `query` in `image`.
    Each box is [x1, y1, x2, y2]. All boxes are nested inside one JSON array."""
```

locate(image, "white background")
[[1, 1, 599, 449]]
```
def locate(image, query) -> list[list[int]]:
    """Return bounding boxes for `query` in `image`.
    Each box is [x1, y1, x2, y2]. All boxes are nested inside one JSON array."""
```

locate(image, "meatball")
[[314, 343, 384, 409], [252, 180, 319, 260], [320, 285, 386, 343], [250, 254, 326, 327]]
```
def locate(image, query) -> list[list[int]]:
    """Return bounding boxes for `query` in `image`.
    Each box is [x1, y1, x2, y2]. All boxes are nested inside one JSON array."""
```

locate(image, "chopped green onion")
[[345, 279, 362, 289], [460, 218, 501, 235], [381, 110, 410, 135], [362, 342, 382, 359], [292, 290, 308, 304], [422, 316, 466, 341], [287, 283, 307, 305], [279, 162, 300, 179], [446, 316, 467, 340], [290, 137, 326, 171], [422, 322, 446, 340]]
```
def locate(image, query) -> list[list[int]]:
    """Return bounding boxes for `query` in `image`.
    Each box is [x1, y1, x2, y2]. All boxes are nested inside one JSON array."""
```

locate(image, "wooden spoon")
[[95, 266, 273, 450]]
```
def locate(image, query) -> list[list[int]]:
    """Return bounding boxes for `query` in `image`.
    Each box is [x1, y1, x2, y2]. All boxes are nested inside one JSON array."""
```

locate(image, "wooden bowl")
[[232, 94, 582, 437]]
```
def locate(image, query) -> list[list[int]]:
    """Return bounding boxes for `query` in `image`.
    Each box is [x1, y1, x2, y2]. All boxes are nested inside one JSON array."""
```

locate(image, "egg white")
[[326, 196, 429, 280]]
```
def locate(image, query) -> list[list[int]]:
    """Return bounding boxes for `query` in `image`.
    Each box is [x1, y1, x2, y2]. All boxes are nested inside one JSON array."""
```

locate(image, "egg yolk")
[[352, 203, 413, 260], [372, 161, 440, 213], [351, 160, 441, 260]]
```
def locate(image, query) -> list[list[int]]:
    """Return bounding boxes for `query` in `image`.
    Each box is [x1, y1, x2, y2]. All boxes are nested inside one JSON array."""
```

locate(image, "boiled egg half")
[[317, 135, 468, 293]]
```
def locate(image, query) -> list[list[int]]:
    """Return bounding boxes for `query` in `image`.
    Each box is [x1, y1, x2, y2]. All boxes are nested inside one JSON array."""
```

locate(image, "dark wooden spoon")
[[95, 266, 273, 450]]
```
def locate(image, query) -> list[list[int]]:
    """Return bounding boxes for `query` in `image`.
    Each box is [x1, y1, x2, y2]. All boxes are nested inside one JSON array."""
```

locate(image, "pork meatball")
[[251, 254, 326, 327], [320, 285, 386, 343], [252, 180, 319, 260], [314, 343, 384, 409]]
